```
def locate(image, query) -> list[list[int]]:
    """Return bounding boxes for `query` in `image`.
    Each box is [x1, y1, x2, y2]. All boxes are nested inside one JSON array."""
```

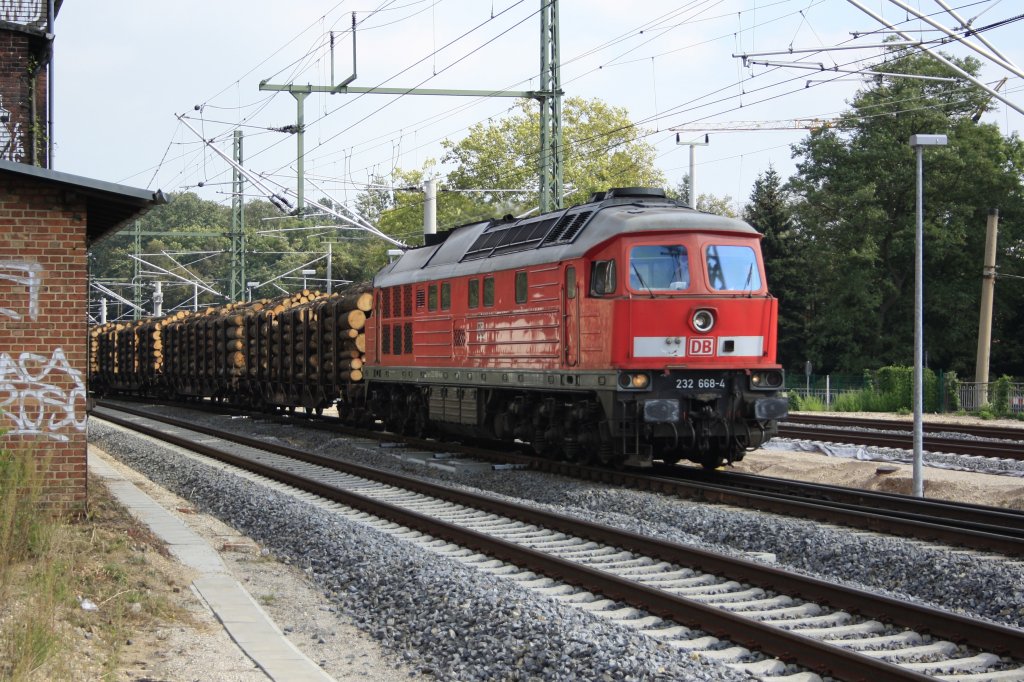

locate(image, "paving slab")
[[89, 450, 336, 682]]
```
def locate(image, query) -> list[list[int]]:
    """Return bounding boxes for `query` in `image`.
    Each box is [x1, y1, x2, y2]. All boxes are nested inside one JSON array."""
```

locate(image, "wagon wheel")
[[403, 391, 430, 438]]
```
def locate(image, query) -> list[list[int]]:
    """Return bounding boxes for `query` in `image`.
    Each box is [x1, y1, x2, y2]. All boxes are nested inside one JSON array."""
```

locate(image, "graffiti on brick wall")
[[0, 348, 86, 441], [0, 261, 43, 321], [0, 96, 25, 163], [0, 0, 46, 26], [0, 262, 82, 440]]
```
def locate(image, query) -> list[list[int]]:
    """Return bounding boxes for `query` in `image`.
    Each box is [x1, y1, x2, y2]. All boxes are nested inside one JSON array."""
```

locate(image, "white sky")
[[54, 0, 1023, 215]]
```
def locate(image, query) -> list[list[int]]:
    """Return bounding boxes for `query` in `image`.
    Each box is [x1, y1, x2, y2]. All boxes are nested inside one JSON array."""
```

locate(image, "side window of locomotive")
[[441, 282, 451, 310], [705, 245, 762, 291], [483, 276, 495, 307], [469, 279, 480, 309], [566, 266, 577, 299], [590, 259, 616, 296], [515, 271, 527, 304], [428, 284, 438, 311], [629, 245, 689, 291]]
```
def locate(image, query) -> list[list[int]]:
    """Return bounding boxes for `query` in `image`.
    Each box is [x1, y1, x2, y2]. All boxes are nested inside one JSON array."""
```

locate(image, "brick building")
[[0, 160, 164, 510], [1, 0, 57, 166]]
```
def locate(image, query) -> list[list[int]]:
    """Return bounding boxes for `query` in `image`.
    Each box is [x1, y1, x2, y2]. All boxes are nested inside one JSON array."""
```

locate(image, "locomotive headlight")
[[618, 372, 651, 390], [750, 370, 784, 390], [631, 373, 650, 389], [691, 309, 715, 333]]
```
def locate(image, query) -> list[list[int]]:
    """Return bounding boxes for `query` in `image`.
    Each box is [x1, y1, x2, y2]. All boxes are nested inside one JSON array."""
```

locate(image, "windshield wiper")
[[631, 264, 655, 298]]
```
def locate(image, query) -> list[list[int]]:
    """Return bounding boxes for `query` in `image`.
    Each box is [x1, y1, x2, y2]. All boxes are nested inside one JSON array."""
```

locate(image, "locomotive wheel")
[[699, 451, 728, 470], [401, 390, 430, 438]]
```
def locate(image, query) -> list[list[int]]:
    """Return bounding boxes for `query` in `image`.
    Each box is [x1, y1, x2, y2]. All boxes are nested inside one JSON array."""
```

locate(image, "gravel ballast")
[[90, 407, 1024, 680], [90, 418, 755, 682]]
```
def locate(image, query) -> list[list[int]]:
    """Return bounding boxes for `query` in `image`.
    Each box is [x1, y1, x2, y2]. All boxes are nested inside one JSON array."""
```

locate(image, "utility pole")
[[229, 130, 246, 302], [674, 134, 709, 209], [975, 209, 999, 407], [259, 1, 563, 213], [132, 221, 142, 319], [423, 177, 437, 239], [538, 0, 562, 212]]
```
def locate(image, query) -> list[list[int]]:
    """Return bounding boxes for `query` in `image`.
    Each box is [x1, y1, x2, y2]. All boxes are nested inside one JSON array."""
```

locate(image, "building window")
[[441, 282, 451, 310], [515, 271, 527, 304], [469, 279, 479, 309], [483, 276, 495, 307]]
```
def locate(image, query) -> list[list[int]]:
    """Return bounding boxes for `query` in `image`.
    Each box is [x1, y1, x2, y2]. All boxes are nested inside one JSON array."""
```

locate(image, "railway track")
[[779, 417, 1024, 461], [92, 403, 1024, 682], [96, 399, 1024, 557]]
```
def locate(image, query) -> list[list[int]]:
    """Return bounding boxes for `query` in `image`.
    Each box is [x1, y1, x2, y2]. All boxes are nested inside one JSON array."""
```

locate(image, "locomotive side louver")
[[541, 211, 593, 246]]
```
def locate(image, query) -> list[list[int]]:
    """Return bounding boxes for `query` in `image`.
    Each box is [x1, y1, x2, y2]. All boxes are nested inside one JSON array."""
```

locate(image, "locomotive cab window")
[[428, 284, 438, 311], [629, 245, 689, 292], [705, 245, 762, 291], [590, 259, 616, 296], [469, 279, 479, 308], [515, 271, 527, 304], [441, 282, 451, 310], [566, 266, 577, 299]]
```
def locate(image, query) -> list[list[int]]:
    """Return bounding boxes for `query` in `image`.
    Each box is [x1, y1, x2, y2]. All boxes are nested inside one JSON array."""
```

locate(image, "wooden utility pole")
[[974, 208, 999, 406]]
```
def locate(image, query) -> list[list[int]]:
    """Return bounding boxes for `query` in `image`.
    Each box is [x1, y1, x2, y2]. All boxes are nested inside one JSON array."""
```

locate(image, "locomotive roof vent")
[[604, 187, 667, 200]]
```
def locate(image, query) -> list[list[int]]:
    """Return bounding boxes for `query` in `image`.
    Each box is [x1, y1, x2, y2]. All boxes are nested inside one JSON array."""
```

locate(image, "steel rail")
[[784, 414, 1024, 442], [778, 424, 1024, 460], [660, 466, 1024, 538], [93, 403, 1024, 674], [95, 399, 1024, 557]]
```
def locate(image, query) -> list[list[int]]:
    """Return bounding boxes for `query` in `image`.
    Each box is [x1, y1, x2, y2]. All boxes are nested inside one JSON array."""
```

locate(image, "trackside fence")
[[785, 371, 1023, 415], [957, 382, 1024, 415]]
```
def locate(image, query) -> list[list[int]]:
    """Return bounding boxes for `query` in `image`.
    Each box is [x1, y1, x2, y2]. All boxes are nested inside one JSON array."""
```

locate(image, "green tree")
[[786, 48, 1024, 375], [743, 166, 806, 371], [442, 97, 665, 211]]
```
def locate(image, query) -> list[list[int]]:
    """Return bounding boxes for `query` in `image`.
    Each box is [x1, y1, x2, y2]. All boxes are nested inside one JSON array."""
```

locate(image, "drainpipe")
[[47, 0, 54, 167]]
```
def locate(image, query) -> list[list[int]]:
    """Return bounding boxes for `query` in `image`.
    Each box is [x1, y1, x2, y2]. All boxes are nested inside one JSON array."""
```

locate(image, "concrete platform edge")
[[88, 447, 336, 682]]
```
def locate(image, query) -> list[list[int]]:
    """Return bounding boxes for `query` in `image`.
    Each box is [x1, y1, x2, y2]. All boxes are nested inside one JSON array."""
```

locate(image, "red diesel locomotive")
[[364, 187, 787, 468]]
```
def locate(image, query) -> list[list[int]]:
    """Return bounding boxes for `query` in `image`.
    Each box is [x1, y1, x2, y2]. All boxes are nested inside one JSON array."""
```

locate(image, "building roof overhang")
[[0, 160, 167, 245]]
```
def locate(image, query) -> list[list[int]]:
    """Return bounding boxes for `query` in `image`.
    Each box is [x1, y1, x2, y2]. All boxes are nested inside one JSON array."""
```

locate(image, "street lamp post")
[[909, 133, 947, 498]]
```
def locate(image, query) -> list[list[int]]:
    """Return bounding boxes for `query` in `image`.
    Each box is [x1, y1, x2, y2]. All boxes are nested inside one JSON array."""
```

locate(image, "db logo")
[[688, 337, 715, 356]]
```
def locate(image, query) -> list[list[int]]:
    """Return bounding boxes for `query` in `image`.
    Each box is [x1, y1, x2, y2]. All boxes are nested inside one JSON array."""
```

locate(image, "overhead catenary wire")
[[140, 1, 1019, 218]]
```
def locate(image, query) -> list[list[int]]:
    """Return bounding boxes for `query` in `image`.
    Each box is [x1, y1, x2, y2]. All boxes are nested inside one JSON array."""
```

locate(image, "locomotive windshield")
[[705, 245, 762, 291], [628, 245, 690, 291]]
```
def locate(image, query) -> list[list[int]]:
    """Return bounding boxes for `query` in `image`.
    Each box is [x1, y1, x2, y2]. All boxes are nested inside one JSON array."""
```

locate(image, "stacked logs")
[[88, 284, 374, 406], [315, 286, 371, 383]]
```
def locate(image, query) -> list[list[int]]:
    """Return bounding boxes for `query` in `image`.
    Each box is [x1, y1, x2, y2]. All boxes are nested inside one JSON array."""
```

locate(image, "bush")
[[866, 366, 941, 412], [832, 391, 865, 412], [944, 371, 961, 412], [989, 375, 1013, 417], [790, 393, 826, 411]]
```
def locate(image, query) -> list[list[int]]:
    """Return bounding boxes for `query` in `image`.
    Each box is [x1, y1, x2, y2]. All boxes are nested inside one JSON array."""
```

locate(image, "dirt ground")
[[730, 411, 1024, 510]]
